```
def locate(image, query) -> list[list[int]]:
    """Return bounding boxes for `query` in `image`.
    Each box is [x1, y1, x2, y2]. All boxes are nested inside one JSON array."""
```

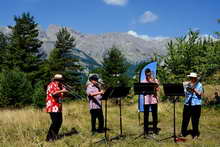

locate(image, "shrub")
[[0, 70, 33, 107], [32, 81, 46, 108]]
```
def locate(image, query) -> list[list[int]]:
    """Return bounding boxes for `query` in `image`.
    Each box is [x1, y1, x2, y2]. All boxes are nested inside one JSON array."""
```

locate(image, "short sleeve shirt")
[[46, 81, 63, 112], [86, 83, 102, 110], [184, 82, 203, 106], [141, 78, 159, 105]]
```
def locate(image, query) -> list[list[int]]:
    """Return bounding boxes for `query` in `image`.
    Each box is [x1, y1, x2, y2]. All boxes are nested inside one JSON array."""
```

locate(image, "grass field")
[[0, 97, 220, 147]]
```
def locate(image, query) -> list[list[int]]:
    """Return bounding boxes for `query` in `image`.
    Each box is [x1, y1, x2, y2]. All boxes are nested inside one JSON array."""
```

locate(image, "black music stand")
[[95, 87, 115, 144], [110, 87, 130, 141], [95, 87, 130, 144], [160, 84, 185, 143], [133, 83, 159, 140]]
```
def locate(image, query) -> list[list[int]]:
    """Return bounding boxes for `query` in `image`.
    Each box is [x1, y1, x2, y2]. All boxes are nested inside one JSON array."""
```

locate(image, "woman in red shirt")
[[45, 74, 68, 141]]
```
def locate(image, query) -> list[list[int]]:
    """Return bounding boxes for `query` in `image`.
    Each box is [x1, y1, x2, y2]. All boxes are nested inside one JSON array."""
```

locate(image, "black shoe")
[[181, 130, 190, 137], [96, 129, 105, 133], [153, 128, 159, 135], [192, 132, 200, 139], [45, 138, 55, 142]]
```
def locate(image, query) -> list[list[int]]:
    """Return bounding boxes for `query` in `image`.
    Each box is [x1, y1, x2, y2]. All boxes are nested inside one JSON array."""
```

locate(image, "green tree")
[[32, 81, 46, 108], [98, 47, 130, 88], [164, 30, 219, 83], [47, 28, 83, 97], [0, 32, 9, 71], [7, 12, 43, 83], [0, 69, 33, 107]]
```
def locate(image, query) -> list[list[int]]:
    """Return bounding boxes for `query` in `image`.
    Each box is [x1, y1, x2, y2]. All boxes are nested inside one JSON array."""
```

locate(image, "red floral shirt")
[[46, 81, 64, 112]]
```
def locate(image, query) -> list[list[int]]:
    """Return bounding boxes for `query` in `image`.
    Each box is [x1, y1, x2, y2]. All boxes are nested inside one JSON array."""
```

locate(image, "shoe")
[[153, 128, 160, 135], [181, 130, 191, 137], [96, 129, 105, 133], [191, 131, 200, 139], [45, 138, 55, 142], [192, 136, 199, 140]]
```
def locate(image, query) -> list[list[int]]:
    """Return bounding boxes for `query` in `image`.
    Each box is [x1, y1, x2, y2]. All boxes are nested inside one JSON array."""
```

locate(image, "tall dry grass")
[[0, 98, 220, 147]]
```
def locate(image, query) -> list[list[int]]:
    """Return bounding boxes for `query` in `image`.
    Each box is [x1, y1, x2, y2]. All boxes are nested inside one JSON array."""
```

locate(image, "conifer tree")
[[99, 47, 130, 88], [0, 69, 33, 107], [48, 28, 82, 96], [0, 32, 9, 71], [7, 12, 43, 83]]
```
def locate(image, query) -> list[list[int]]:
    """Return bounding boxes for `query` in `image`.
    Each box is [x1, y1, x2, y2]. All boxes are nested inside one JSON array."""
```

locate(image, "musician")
[[45, 74, 68, 141], [86, 75, 105, 135], [141, 68, 160, 135], [181, 72, 203, 139]]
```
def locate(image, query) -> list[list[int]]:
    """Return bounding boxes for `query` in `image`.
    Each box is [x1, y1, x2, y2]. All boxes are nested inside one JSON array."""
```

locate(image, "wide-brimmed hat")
[[53, 74, 63, 80], [89, 75, 99, 82], [187, 72, 198, 78]]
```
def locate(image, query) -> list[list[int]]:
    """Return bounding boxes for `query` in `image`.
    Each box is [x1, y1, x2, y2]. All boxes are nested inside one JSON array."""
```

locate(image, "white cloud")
[[127, 30, 169, 41], [200, 34, 218, 41], [139, 11, 158, 24], [103, 0, 128, 6]]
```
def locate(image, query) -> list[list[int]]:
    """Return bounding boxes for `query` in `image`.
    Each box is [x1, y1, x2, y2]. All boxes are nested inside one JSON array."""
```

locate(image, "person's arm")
[[52, 83, 68, 96], [192, 88, 202, 96], [53, 89, 68, 95], [155, 79, 160, 91], [90, 90, 104, 96], [192, 83, 203, 97]]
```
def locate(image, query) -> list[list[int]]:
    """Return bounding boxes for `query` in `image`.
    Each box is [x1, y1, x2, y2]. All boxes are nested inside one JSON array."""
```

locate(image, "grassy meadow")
[[0, 96, 220, 147]]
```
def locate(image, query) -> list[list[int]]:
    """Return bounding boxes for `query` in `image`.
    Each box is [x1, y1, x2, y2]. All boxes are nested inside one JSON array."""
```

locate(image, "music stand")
[[95, 87, 130, 143], [110, 87, 130, 141], [133, 83, 159, 140], [95, 87, 115, 144], [160, 84, 185, 143]]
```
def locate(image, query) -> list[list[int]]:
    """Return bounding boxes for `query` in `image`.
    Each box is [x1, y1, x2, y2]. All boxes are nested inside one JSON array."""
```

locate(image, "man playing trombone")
[[45, 74, 68, 141], [86, 75, 105, 135], [181, 72, 203, 139]]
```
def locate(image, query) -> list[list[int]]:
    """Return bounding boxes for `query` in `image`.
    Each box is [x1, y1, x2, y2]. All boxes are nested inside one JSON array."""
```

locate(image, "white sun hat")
[[53, 74, 63, 80], [187, 72, 198, 78]]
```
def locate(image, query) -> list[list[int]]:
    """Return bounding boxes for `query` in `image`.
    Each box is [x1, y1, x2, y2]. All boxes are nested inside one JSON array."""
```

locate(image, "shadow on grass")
[[57, 128, 79, 140]]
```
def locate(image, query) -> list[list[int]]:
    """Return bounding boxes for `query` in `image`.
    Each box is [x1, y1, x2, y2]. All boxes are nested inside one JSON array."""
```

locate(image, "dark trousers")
[[90, 109, 104, 132], [46, 112, 63, 140], [144, 104, 158, 134], [181, 105, 201, 137]]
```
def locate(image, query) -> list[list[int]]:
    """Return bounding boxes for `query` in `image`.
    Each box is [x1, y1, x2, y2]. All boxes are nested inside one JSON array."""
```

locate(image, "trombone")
[[60, 81, 84, 99]]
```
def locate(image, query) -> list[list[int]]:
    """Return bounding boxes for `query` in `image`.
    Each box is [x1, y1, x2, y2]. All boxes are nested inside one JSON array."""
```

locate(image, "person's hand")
[[100, 90, 105, 94], [61, 89, 68, 93]]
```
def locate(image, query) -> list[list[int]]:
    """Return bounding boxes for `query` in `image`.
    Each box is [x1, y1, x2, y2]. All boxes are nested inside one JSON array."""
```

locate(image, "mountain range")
[[0, 24, 171, 72]]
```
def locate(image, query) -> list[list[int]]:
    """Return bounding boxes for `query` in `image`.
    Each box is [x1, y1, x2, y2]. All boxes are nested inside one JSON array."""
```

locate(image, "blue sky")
[[0, 0, 219, 38]]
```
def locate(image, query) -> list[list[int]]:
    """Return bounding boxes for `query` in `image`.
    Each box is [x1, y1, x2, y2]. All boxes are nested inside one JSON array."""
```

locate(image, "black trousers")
[[90, 109, 104, 132], [46, 112, 63, 140], [144, 104, 158, 133], [181, 105, 201, 137]]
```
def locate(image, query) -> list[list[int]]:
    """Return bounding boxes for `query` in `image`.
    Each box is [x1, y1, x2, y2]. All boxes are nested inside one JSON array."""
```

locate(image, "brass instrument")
[[59, 81, 83, 99]]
